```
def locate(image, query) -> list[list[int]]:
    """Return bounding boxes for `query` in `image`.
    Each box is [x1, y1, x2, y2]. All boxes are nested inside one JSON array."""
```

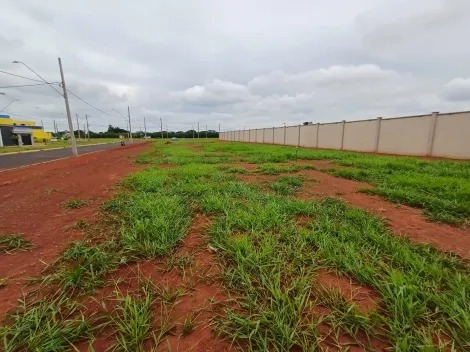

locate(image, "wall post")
[[249, 129, 251, 143], [315, 123, 320, 148], [272, 127, 275, 144], [284, 125, 287, 145], [263, 128, 265, 143], [297, 125, 301, 146], [426, 112, 439, 156], [374, 117, 382, 153], [340, 120, 346, 150]]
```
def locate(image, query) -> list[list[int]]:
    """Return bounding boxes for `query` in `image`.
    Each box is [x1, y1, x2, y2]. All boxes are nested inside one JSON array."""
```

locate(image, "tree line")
[[53, 125, 219, 139]]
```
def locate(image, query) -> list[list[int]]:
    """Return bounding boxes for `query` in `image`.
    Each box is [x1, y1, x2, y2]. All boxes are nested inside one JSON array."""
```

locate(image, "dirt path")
[[0, 143, 150, 317]]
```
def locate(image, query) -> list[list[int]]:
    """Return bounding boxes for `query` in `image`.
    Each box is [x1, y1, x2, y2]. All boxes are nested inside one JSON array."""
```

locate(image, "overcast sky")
[[1, 0, 470, 132]]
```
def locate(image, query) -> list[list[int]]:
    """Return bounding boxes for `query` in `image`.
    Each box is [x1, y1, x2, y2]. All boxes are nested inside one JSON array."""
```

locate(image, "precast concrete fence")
[[219, 111, 470, 159]]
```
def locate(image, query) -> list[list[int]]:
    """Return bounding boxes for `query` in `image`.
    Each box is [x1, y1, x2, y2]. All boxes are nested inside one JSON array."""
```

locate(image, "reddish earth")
[[234, 161, 470, 260], [76, 214, 233, 352], [315, 268, 378, 315], [0, 143, 150, 318]]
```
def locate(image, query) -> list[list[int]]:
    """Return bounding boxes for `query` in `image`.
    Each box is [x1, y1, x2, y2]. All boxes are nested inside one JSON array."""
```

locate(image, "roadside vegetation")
[[1, 139, 469, 351]]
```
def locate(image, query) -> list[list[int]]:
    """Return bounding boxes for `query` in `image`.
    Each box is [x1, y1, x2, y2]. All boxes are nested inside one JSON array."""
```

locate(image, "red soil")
[[315, 268, 378, 315], [76, 214, 233, 351], [0, 143, 150, 318]]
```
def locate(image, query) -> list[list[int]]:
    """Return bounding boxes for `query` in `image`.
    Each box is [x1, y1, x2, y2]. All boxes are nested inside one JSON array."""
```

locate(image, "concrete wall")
[[285, 126, 299, 146], [221, 110, 470, 159], [299, 124, 318, 147], [343, 119, 377, 152], [318, 123, 343, 150], [265, 128, 274, 144], [249, 129, 255, 143], [273, 127, 284, 144], [432, 112, 470, 159], [378, 115, 430, 156], [256, 129, 263, 143], [242, 130, 249, 142]]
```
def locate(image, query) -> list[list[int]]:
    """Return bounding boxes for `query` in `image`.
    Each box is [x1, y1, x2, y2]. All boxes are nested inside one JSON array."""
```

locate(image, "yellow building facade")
[[0, 115, 52, 141]]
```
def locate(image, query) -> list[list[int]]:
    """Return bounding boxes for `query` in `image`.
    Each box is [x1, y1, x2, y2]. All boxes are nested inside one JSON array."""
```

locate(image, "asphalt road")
[[0, 143, 122, 171]]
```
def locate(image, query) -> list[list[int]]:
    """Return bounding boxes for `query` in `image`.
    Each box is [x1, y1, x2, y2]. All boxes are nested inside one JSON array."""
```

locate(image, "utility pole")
[[85, 115, 90, 141], [166, 125, 169, 139], [128, 106, 133, 144], [160, 118, 163, 139], [206, 125, 208, 138], [41, 120, 44, 130], [76, 113, 80, 141], [192, 125, 195, 143], [53, 120, 56, 135], [58, 57, 78, 156], [198, 122, 200, 138], [219, 123, 220, 134], [144, 117, 147, 138]]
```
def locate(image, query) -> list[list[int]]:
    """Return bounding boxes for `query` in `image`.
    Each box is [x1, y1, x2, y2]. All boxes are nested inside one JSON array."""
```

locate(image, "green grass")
[[63, 198, 90, 209], [203, 141, 470, 226], [269, 176, 304, 195], [107, 287, 154, 352], [0, 234, 32, 253], [0, 295, 91, 351], [256, 163, 314, 175], [36, 240, 122, 294]]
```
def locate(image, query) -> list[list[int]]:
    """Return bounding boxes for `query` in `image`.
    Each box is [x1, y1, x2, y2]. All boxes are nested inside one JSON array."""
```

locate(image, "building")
[[0, 114, 52, 147]]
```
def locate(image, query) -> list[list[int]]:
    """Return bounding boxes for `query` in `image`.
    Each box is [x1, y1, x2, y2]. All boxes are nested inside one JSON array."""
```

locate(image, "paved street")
[[0, 143, 122, 171]]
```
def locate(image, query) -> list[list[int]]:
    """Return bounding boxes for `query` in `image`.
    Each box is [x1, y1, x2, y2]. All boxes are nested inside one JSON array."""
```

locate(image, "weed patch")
[[0, 234, 32, 253], [63, 198, 90, 209]]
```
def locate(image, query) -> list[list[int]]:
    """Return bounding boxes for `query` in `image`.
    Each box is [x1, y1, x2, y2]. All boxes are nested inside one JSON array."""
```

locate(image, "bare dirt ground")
[[0, 143, 150, 317]]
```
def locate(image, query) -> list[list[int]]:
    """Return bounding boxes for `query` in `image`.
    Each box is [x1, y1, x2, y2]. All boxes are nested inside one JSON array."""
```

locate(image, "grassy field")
[[199, 142, 470, 226], [1, 139, 470, 351], [0, 138, 122, 154]]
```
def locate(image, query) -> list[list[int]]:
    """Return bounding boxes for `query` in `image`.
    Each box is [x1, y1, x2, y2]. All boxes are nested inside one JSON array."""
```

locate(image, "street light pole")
[[58, 58, 78, 156], [144, 117, 147, 138], [127, 106, 133, 144], [76, 113, 80, 141], [160, 118, 163, 139], [85, 115, 90, 141]]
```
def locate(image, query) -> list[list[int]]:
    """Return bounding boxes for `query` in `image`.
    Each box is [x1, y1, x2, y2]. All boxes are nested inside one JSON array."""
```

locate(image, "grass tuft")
[[0, 234, 32, 253]]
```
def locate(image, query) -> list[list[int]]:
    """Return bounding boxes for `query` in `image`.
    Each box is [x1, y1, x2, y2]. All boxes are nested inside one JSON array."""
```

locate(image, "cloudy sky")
[[1, 0, 469, 132]]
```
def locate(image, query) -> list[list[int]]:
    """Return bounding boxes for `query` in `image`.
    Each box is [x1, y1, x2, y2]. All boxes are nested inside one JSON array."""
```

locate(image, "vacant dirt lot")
[[0, 142, 150, 317]]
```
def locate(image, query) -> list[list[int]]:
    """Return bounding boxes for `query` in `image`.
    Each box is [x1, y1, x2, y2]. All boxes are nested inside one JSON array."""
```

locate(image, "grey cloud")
[[443, 78, 470, 101]]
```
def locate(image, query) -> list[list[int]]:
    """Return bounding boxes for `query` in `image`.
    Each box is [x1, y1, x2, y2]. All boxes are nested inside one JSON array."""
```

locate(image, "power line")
[[66, 89, 121, 118], [0, 70, 59, 84], [0, 82, 60, 89]]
